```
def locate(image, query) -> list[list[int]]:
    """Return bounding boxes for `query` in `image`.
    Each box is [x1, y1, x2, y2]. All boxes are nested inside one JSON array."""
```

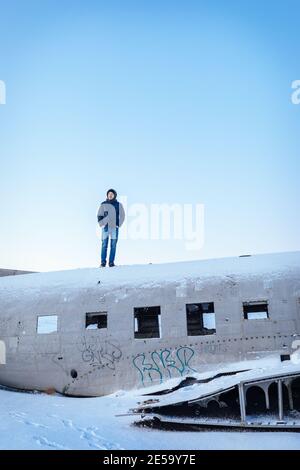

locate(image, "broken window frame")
[[243, 301, 269, 320], [85, 312, 108, 330], [134, 306, 161, 339], [186, 302, 216, 336]]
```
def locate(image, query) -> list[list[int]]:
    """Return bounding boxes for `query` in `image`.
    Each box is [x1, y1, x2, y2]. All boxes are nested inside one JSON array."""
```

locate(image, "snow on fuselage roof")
[[0, 251, 299, 294]]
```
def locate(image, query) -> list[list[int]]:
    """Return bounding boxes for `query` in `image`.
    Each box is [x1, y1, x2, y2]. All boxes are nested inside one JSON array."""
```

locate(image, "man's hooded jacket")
[[97, 189, 125, 229]]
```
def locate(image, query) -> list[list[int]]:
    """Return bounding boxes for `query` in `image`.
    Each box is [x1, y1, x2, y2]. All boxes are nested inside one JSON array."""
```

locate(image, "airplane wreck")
[[0, 251, 300, 430]]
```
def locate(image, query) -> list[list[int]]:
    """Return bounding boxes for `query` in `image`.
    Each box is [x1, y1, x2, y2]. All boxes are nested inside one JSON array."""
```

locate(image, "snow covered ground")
[[0, 387, 299, 450]]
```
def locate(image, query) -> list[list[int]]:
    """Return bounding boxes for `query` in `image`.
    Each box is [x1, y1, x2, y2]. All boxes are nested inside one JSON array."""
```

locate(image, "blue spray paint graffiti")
[[132, 346, 197, 386]]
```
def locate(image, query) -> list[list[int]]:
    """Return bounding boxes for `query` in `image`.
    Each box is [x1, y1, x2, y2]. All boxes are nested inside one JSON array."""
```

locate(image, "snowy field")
[[0, 387, 299, 450]]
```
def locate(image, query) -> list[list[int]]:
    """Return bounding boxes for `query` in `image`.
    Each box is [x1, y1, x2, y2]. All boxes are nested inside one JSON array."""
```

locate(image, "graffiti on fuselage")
[[77, 337, 122, 371], [132, 346, 197, 386]]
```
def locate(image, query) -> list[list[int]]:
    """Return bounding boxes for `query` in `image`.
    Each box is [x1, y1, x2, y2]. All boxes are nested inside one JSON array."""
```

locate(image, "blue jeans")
[[101, 227, 119, 265]]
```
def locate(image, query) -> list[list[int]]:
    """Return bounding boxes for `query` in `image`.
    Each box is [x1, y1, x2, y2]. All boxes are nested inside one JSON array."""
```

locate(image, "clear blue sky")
[[0, 0, 299, 271]]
